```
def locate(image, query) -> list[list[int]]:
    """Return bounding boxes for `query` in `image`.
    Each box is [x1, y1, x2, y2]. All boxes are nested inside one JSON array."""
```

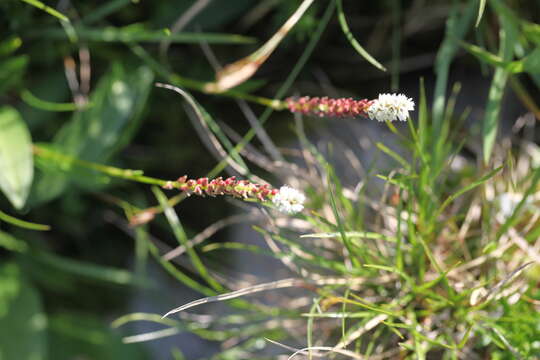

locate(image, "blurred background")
[[0, 0, 538, 359]]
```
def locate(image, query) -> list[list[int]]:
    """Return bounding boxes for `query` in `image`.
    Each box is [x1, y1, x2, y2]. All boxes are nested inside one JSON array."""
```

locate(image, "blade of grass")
[[432, 0, 475, 134], [152, 186, 223, 291], [434, 166, 502, 219], [496, 167, 540, 240], [207, 0, 336, 178], [32, 249, 146, 286], [208, 0, 315, 92], [483, 0, 517, 164], [335, 0, 386, 71], [129, 43, 282, 108], [301, 231, 396, 242], [326, 165, 362, 268], [376, 142, 410, 171], [81, 0, 133, 25], [389, 0, 401, 90], [155, 83, 248, 172], [476, 0, 487, 27], [36, 26, 254, 44], [0, 230, 29, 252], [20, 0, 69, 22]]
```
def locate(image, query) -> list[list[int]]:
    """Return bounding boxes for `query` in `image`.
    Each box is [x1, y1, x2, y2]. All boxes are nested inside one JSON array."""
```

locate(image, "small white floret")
[[272, 186, 305, 214], [367, 93, 415, 122]]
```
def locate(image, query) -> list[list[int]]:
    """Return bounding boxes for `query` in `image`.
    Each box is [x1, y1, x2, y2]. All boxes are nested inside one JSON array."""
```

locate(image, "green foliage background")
[[0, 0, 539, 359]]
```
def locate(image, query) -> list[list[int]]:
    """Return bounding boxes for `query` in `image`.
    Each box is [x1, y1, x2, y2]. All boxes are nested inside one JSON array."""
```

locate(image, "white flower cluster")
[[367, 93, 415, 122], [272, 186, 305, 214]]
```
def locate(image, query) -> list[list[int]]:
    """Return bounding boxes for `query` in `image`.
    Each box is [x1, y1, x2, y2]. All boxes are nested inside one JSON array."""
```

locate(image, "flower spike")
[[164, 176, 305, 215], [285, 93, 414, 122], [286, 96, 372, 118]]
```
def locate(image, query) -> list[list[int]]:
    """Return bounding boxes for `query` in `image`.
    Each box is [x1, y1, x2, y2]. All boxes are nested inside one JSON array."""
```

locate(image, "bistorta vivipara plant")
[[286, 93, 415, 122], [163, 175, 305, 214]]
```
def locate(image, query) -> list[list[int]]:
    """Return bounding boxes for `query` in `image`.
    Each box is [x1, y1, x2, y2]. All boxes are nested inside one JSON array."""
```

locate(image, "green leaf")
[[300, 231, 395, 242], [0, 56, 28, 96], [0, 262, 47, 360], [462, 44, 540, 75], [19, 0, 69, 22], [32, 250, 147, 287], [0, 36, 22, 57], [152, 187, 223, 291], [335, 0, 386, 71], [435, 166, 502, 218], [483, 0, 517, 164], [48, 312, 148, 360], [0, 230, 28, 252], [0, 106, 34, 209], [36, 25, 254, 44], [32, 64, 154, 204], [520, 48, 540, 74], [522, 20, 540, 45], [460, 41, 506, 68], [432, 0, 476, 131], [475, 0, 487, 27]]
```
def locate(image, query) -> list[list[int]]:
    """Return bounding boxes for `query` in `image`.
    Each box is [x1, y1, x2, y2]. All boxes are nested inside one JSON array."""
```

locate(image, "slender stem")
[[129, 43, 286, 110], [33, 145, 169, 187]]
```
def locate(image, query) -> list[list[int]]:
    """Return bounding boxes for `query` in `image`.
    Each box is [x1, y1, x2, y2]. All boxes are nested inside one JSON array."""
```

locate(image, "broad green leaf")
[[32, 64, 154, 204], [0, 262, 47, 360], [0, 230, 28, 252], [0, 36, 22, 57], [0, 56, 28, 95], [0, 106, 33, 209]]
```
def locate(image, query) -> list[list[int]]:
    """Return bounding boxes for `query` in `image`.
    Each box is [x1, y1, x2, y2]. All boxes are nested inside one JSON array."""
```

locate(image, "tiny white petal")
[[367, 93, 415, 122], [272, 186, 305, 214], [495, 192, 533, 220]]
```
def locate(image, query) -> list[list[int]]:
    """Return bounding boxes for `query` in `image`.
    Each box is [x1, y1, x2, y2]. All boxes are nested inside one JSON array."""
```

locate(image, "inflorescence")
[[286, 93, 414, 122], [163, 176, 305, 214]]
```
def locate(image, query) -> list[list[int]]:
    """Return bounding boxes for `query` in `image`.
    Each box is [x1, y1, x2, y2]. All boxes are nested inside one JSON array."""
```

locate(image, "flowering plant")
[[286, 93, 415, 122], [164, 176, 305, 214]]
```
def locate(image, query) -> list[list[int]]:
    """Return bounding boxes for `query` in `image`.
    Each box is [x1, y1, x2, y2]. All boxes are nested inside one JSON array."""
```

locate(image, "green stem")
[[128, 43, 285, 110], [33, 145, 168, 187]]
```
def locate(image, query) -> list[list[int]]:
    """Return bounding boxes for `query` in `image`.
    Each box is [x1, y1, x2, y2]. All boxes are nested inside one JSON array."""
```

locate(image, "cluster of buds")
[[163, 176, 305, 214], [285, 96, 372, 118], [285, 93, 415, 122]]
